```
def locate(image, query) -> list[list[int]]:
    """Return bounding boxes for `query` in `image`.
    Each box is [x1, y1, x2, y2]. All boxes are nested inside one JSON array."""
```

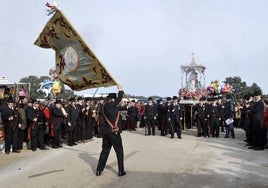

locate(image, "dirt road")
[[0, 128, 268, 188]]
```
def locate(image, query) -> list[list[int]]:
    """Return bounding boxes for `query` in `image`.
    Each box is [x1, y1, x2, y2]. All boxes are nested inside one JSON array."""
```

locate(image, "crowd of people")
[[1, 90, 268, 155]]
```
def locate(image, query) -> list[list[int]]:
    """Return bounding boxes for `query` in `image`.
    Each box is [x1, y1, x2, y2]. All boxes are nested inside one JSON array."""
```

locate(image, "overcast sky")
[[1, 0, 268, 97]]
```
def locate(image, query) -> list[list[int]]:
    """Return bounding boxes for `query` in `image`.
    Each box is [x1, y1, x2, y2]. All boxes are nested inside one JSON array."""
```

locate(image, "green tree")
[[224, 76, 247, 100], [249, 83, 262, 95], [224, 76, 263, 100]]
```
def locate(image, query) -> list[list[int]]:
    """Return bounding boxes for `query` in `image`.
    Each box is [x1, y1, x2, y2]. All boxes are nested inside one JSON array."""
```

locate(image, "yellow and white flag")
[[34, 9, 117, 91]]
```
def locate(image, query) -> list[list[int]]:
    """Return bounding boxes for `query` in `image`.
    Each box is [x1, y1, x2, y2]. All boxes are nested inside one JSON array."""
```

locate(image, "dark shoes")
[[118, 171, 126, 177], [12, 150, 21, 153], [248, 146, 264, 150], [40, 147, 49, 150], [253, 147, 264, 151], [96, 170, 102, 176], [95, 170, 126, 177]]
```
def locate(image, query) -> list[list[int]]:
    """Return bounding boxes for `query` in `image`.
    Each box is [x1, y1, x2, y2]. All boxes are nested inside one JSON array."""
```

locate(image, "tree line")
[[19, 75, 266, 101]]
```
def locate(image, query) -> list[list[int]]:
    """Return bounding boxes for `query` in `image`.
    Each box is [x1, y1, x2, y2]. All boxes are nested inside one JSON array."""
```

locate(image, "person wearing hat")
[[157, 98, 168, 136], [17, 102, 27, 150], [144, 97, 157, 136], [1, 95, 20, 154], [127, 100, 139, 131], [247, 90, 265, 150], [96, 84, 127, 177], [165, 97, 172, 135], [66, 97, 79, 146], [168, 96, 183, 139], [241, 94, 254, 146], [76, 96, 84, 143], [224, 94, 235, 138], [196, 97, 208, 137], [50, 98, 65, 148], [209, 97, 220, 138], [26, 99, 49, 151]]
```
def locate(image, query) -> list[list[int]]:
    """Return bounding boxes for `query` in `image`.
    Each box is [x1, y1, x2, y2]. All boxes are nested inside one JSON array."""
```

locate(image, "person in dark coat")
[[241, 94, 253, 145], [144, 97, 157, 136], [248, 91, 265, 150], [66, 98, 79, 146], [127, 100, 139, 131], [1, 95, 20, 154], [224, 94, 235, 138], [196, 97, 209, 137], [96, 84, 127, 177], [50, 99, 65, 148], [157, 98, 168, 136], [168, 96, 183, 139], [209, 98, 220, 138], [27, 99, 48, 151]]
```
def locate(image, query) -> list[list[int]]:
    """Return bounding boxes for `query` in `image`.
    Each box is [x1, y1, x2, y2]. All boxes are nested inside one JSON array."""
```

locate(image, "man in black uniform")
[[224, 94, 235, 138], [27, 99, 49, 151], [127, 100, 139, 131], [196, 97, 208, 137], [209, 97, 220, 138], [248, 90, 265, 150], [96, 84, 127, 177], [168, 96, 182, 139], [50, 99, 65, 148], [1, 95, 20, 154], [157, 98, 168, 136], [144, 97, 157, 136], [66, 98, 79, 146]]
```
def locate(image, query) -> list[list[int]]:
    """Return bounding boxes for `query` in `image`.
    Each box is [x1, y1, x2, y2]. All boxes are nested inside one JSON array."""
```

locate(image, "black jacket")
[[101, 90, 126, 135]]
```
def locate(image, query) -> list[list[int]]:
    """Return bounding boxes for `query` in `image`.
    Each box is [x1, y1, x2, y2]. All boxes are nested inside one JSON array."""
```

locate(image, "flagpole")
[[93, 88, 99, 98]]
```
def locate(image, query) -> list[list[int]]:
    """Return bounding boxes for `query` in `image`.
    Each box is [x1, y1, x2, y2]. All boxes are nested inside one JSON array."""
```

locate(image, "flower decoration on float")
[[178, 88, 207, 100], [207, 80, 232, 96]]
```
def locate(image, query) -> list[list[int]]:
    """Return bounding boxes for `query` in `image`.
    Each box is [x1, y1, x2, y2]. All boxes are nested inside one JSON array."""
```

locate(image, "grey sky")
[[1, 0, 268, 97]]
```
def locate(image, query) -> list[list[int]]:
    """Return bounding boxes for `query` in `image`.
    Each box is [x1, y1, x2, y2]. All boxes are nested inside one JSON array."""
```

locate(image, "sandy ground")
[[0, 127, 268, 188]]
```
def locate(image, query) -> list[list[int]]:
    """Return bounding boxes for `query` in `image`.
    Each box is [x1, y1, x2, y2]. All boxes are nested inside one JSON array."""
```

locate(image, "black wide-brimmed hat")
[[107, 93, 117, 99], [243, 94, 251, 101], [166, 97, 172, 101], [69, 97, 75, 102], [253, 90, 262, 96], [148, 97, 153, 101], [55, 98, 62, 104], [7, 95, 15, 103], [77, 96, 83, 101], [31, 98, 39, 104]]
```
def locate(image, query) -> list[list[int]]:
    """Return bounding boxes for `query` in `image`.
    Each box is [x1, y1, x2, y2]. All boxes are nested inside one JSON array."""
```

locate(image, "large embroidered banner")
[[34, 9, 117, 91]]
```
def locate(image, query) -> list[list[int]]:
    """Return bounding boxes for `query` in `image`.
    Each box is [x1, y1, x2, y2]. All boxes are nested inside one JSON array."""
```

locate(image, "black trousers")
[[211, 117, 219, 137], [252, 120, 265, 148], [67, 130, 74, 145], [31, 124, 45, 150], [97, 133, 124, 172], [17, 128, 26, 149], [146, 117, 155, 135], [170, 118, 181, 138], [4, 124, 19, 152]]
